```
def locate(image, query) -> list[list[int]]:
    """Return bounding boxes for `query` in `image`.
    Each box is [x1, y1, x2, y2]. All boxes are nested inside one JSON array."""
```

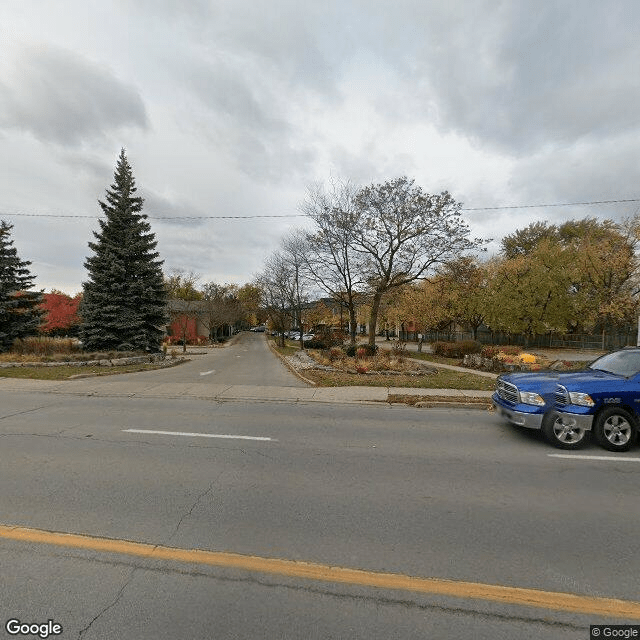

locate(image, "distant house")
[[166, 299, 208, 344]]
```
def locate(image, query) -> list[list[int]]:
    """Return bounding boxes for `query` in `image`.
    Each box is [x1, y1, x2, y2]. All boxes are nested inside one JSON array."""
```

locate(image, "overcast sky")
[[2, 0, 639, 294]]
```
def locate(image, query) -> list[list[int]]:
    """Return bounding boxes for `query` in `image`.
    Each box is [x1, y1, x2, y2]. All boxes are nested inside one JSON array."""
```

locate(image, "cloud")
[[393, 1, 640, 155], [508, 134, 640, 223], [179, 57, 317, 182], [0, 43, 148, 146], [143, 191, 207, 228]]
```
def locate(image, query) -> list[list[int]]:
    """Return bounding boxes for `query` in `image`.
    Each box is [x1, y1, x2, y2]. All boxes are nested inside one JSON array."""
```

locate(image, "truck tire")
[[542, 411, 588, 450], [593, 407, 637, 452]]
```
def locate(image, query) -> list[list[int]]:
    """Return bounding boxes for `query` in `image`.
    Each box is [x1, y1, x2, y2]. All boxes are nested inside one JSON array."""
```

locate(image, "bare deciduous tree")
[[200, 282, 242, 340], [300, 179, 363, 343], [281, 231, 312, 349], [256, 251, 297, 347], [352, 177, 483, 347]]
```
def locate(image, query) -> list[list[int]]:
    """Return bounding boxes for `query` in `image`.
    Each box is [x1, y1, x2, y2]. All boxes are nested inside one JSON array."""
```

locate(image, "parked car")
[[250, 325, 266, 332], [493, 348, 640, 452], [301, 333, 315, 342]]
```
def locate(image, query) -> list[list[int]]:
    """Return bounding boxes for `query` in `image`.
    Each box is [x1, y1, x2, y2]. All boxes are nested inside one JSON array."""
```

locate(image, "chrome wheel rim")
[[553, 418, 585, 444], [603, 415, 632, 446]]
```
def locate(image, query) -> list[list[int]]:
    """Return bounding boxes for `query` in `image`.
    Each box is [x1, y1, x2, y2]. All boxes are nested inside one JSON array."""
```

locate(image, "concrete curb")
[[266, 336, 318, 386], [0, 377, 495, 409]]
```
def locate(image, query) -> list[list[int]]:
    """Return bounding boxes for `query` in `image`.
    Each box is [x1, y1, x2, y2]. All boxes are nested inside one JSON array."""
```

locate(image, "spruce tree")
[[0, 220, 43, 351], [80, 149, 167, 351]]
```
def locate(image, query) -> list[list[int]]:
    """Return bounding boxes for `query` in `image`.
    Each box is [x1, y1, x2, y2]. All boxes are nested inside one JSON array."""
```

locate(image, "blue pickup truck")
[[492, 348, 640, 452]]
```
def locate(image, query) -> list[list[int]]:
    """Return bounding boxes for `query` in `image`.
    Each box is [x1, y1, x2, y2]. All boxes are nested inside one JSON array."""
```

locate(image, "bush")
[[500, 345, 523, 356], [360, 344, 378, 357], [344, 344, 357, 357], [480, 345, 522, 358], [432, 340, 481, 358], [480, 345, 500, 358], [11, 337, 81, 356], [305, 329, 345, 350]]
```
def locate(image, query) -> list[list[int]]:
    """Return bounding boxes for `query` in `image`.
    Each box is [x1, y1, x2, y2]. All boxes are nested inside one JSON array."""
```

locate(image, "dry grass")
[[0, 336, 146, 363], [310, 347, 430, 374], [301, 348, 494, 390], [9, 336, 82, 357]]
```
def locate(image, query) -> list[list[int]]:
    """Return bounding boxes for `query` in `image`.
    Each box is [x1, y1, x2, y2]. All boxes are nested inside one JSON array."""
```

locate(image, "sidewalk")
[[0, 375, 494, 407]]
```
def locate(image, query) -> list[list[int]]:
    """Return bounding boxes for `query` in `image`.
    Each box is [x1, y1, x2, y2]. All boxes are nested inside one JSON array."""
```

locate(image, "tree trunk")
[[368, 291, 383, 347], [349, 305, 357, 345]]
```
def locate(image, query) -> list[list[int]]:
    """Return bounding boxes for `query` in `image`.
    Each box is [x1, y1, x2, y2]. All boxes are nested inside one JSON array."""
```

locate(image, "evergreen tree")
[[80, 149, 167, 351], [0, 220, 42, 351]]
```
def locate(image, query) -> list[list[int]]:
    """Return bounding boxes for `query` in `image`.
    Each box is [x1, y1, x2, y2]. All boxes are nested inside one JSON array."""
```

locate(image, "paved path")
[[369, 336, 606, 362]]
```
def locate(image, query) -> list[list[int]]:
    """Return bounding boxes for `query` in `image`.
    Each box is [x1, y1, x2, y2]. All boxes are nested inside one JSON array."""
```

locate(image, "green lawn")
[[0, 361, 182, 381]]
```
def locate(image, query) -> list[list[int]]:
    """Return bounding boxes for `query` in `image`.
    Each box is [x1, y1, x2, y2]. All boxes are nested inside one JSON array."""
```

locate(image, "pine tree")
[[0, 220, 43, 351], [79, 149, 167, 351]]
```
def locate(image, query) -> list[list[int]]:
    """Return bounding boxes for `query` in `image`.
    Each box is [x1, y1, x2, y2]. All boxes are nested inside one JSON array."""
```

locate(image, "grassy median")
[[300, 368, 495, 390], [270, 338, 495, 390]]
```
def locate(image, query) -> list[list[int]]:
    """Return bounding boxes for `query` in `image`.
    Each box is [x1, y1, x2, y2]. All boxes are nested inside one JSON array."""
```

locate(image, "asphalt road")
[[0, 334, 638, 639], [114, 331, 307, 386]]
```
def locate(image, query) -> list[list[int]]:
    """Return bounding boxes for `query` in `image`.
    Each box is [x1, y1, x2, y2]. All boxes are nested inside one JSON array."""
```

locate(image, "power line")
[[0, 212, 301, 219], [462, 198, 640, 211], [1, 197, 639, 220]]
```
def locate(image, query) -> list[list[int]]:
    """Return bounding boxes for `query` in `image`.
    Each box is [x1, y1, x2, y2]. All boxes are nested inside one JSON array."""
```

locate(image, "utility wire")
[[1, 197, 639, 220], [0, 213, 300, 219], [463, 198, 640, 211]]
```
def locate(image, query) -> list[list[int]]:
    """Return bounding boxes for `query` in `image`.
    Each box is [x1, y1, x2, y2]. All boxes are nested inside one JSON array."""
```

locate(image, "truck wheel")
[[593, 408, 637, 452], [542, 411, 588, 449]]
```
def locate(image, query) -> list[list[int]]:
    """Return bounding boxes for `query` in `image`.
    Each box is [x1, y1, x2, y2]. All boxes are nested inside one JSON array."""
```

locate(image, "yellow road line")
[[1, 523, 639, 620]]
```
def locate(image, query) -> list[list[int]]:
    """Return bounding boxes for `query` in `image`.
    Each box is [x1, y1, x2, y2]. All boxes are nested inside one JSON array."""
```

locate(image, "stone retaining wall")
[[0, 354, 167, 368]]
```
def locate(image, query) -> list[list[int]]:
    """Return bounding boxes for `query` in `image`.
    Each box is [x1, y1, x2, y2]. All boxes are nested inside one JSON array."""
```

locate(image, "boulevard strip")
[[0, 524, 639, 620]]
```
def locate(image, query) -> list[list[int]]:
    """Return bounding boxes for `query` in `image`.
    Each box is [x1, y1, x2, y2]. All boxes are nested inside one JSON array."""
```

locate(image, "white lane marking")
[[199, 370, 216, 376], [548, 453, 640, 462], [123, 429, 276, 442]]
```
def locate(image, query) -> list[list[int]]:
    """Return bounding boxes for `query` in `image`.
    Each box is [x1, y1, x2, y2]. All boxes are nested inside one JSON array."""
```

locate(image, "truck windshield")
[[588, 350, 640, 377]]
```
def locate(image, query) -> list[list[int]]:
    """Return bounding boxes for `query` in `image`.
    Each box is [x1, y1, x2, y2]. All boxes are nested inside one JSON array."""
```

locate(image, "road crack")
[[0, 403, 62, 421], [77, 567, 137, 640], [166, 470, 226, 545]]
